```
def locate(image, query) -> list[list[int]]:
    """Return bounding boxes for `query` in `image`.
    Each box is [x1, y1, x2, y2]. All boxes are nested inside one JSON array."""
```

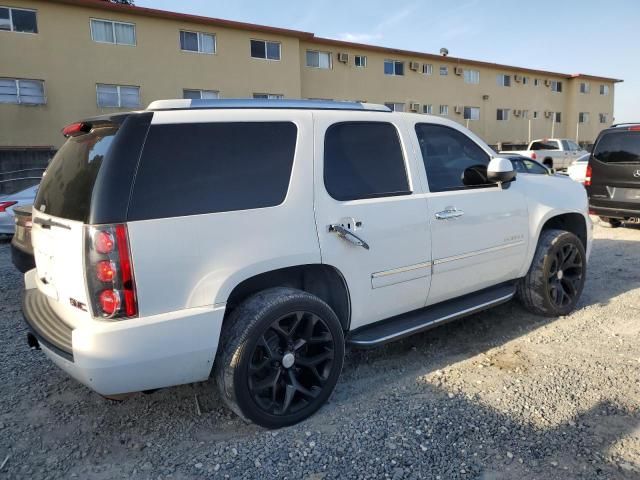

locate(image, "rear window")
[[34, 126, 117, 222], [593, 131, 640, 164], [128, 122, 297, 220], [530, 140, 559, 150], [324, 122, 410, 201]]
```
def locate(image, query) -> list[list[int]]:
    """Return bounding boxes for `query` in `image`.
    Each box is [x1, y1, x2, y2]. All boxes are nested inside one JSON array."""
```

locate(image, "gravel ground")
[[1, 221, 639, 479]]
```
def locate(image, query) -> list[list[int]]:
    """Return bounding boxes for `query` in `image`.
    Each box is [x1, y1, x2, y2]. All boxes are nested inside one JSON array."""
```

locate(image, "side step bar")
[[347, 282, 516, 348]]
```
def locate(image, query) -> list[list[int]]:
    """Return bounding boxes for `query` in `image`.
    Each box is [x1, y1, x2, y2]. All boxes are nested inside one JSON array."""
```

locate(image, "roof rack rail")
[[610, 122, 640, 128], [147, 98, 391, 112]]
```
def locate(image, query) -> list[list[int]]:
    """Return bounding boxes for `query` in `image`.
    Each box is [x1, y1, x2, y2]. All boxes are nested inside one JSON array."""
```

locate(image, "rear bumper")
[[11, 241, 35, 273], [589, 204, 640, 219], [22, 282, 226, 395]]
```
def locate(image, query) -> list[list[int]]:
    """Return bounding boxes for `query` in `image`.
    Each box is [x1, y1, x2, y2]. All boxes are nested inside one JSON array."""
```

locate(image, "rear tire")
[[517, 229, 586, 317], [599, 216, 622, 228], [215, 287, 345, 428]]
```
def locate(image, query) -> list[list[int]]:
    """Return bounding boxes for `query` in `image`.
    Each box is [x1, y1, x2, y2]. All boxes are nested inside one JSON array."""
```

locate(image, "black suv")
[[586, 123, 640, 227]]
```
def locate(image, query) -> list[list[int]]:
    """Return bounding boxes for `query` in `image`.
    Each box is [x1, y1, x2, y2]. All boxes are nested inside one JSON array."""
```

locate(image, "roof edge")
[[47, 0, 622, 83]]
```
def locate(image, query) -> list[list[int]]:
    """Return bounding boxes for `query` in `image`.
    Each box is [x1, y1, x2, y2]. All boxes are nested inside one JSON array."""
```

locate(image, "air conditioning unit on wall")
[[409, 102, 420, 112], [544, 79, 551, 86], [513, 109, 521, 116], [454, 67, 463, 75], [514, 74, 522, 82], [337, 53, 349, 63], [544, 111, 552, 118], [454, 105, 463, 114], [409, 61, 420, 71]]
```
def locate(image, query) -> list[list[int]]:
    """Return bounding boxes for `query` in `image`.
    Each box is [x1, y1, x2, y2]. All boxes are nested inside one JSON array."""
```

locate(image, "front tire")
[[215, 288, 345, 428], [517, 229, 586, 317]]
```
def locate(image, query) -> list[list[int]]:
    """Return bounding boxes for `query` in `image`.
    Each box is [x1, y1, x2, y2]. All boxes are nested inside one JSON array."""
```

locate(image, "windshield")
[[34, 126, 118, 221]]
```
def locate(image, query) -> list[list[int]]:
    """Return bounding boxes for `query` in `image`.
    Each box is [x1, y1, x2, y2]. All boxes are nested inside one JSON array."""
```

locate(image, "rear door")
[[313, 112, 431, 331], [588, 129, 640, 214], [31, 125, 120, 322]]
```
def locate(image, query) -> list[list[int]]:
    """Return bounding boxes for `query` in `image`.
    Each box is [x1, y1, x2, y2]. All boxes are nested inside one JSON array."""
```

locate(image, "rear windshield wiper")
[[33, 217, 71, 230]]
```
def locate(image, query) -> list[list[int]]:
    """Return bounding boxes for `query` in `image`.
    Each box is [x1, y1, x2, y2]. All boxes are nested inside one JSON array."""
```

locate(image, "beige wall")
[[0, 0, 617, 149]]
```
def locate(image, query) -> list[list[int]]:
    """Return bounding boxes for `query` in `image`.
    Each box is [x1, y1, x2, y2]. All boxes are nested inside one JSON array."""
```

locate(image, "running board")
[[347, 282, 516, 348]]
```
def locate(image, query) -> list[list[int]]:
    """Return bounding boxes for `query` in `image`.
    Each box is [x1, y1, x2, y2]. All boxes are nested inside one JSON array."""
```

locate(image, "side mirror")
[[487, 157, 516, 184]]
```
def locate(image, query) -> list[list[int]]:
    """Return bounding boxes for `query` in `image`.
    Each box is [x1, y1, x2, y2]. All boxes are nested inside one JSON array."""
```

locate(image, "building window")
[[533, 111, 539, 119], [0, 78, 45, 104], [384, 102, 405, 112], [384, 60, 404, 76], [253, 93, 284, 99], [550, 80, 562, 92], [354, 55, 367, 67], [250, 39, 281, 60], [97, 84, 140, 108], [522, 110, 529, 119], [439, 105, 449, 116], [439, 66, 448, 76], [422, 64, 433, 75], [306, 50, 332, 69], [497, 108, 510, 121], [522, 76, 529, 85], [554, 112, 562, 123], [423, 104, 433, 114], [463, 106, 480, 120], [463, 69, 479, 84], [579, 82, 590, 94], [600, 84, 610, 95], [90, 18, 136, 45], [578, 112, 589, 124], [183, 89, 219, 100], [0, 6, 37, 33], [180, 30, 215, 54], [534, 78, 540, 86], [599, 113, 609, 124], [497, 74, 511, 87]]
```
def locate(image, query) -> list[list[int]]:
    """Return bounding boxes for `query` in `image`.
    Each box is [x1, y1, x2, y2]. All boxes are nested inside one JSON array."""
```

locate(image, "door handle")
[[435, 208, 465, 220], [328, 224, 370, 250]]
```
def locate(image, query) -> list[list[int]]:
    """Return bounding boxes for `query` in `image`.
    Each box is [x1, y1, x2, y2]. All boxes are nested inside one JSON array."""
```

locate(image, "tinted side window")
[[128, 122, 297, 220], [530, 140, 559, 150], [593, 131, 640, 164], [415, 123, 491, 192], [324, 122, 410, 201]]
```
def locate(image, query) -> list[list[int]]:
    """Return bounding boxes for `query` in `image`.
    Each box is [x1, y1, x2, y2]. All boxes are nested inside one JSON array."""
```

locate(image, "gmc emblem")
[[69, 298, 87, 312]]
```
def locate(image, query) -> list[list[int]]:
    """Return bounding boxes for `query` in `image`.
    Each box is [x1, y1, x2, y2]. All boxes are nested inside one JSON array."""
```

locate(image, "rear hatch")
[[587, 128, 640, 215], [32, 123, 121, 321]]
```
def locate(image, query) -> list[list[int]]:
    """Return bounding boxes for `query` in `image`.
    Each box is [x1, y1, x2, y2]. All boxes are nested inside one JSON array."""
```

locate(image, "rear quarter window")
[[128, 122, 297, 220], [593, 131, 640, 164], [530, 141, 559, 150]]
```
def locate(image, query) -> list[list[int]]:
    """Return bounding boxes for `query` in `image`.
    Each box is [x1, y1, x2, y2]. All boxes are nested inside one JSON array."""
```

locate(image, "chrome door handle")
[[328, 224, 370, 250], [435, 208, 465, 220]]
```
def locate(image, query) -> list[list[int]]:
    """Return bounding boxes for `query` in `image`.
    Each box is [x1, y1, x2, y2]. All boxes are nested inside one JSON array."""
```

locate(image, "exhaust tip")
[[27, 333, 40, 350]]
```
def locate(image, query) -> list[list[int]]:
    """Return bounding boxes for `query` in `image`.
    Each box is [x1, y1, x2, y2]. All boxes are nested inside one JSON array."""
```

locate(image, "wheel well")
[[224, 265, 351, 331], [540, 213, 587, 249]]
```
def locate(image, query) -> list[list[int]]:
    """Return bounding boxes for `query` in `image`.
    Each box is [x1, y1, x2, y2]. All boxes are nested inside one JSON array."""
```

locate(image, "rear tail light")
[[62, 122, 92, 137], [0, 201, 17, 213], [530, 152, 537, 160], [85, 224, 137, 319], [584, 163, 592, 187]]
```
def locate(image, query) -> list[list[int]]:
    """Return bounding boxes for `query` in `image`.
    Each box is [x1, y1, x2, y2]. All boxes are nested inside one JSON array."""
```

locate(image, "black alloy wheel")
[[546, 242, 584, 308]]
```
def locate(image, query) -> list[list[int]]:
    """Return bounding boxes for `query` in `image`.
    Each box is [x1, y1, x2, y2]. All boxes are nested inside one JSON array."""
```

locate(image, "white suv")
[[23, 99, 591, 428]]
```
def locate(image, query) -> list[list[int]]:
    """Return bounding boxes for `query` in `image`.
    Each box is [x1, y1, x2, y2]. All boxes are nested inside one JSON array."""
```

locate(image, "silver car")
[[0, 184, 38, 235]]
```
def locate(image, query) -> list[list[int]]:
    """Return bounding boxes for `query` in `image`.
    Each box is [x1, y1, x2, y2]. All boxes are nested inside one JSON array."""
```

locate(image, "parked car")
[[498, 154, 554, 175], [11, 205, 35, 273], [567, 153, 591, 183], [0, 184, 38, 236], [586, 123, 640, 227], [500, 138, 588, 170], [23, 99, 591, 428]]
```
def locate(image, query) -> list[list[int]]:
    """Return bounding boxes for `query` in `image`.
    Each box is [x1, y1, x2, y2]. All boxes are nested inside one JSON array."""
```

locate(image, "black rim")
[[547, 243, 583, 308], [247, 311, 335, 416]]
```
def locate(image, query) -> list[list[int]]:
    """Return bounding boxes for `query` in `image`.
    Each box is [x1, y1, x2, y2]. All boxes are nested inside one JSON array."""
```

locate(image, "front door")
[[411, 121, 529, 305], [313, 112, 431, 330]]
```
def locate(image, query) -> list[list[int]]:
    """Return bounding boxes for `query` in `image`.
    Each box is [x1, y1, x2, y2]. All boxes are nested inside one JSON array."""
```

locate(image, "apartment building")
[[0, 0, 621, 159]]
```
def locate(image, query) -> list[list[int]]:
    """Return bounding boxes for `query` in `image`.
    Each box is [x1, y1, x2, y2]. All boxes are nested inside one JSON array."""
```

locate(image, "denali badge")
[[634, 169, 640, 178], [70, 298, 87, 312]]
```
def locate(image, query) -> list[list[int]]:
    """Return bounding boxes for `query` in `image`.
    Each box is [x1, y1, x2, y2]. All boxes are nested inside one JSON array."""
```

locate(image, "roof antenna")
[[440, 47, 449, 57]]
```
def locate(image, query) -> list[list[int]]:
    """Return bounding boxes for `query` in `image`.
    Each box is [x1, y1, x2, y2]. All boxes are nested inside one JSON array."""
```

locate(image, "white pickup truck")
[[501, 138, 588, 171]]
